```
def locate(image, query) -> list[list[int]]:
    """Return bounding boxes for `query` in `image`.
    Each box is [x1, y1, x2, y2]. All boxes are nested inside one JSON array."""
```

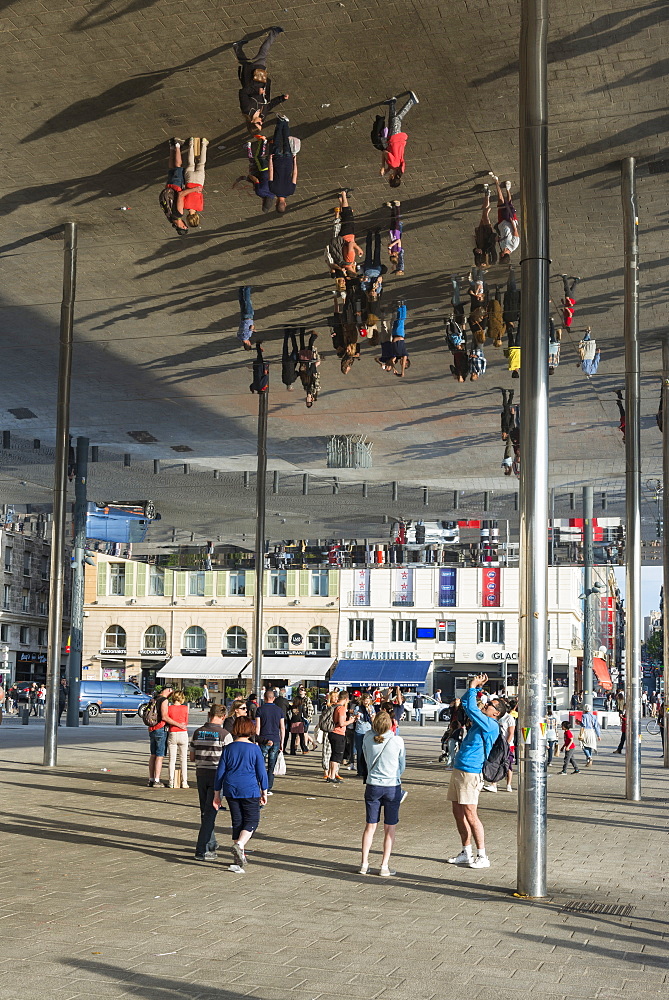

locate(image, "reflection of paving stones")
[[0, 723, 667, 1000], [0, 7, 665, 533]]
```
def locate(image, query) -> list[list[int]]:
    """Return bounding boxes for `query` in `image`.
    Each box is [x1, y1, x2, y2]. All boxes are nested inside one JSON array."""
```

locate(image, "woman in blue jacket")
[[213, 717, 268, 873]]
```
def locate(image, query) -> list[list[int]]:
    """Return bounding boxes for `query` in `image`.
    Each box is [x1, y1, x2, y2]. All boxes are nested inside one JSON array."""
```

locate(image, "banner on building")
[[353, 569, 370, 606], [392, 567, 414, 604], [482, 567, 501, 607], [438, 567, 457, 607]]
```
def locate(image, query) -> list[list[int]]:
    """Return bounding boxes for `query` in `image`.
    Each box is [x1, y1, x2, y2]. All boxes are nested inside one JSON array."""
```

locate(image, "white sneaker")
[[378, 867, 396, 877], [228, 864, 245, 874], [447, 850, 473, 865], [504, 180, 512, 190], [506, 785, 513, 792], [488, 172, 499, 181], [181, 783, 189, 789], [482, 783, 497, 792], [469, 855, 491, 869]]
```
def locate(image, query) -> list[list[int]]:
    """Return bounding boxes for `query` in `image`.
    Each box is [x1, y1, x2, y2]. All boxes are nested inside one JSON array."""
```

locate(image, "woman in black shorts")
[[327, 692, 354, 783], [359, 711, 406, 876]]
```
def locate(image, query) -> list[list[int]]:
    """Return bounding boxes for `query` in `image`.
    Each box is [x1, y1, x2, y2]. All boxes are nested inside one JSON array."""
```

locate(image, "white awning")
[[156, 656, 252, 680], [157, 655, 334, 682]]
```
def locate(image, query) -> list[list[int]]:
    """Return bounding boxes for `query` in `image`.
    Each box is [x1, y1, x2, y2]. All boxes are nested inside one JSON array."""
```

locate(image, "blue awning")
[[329, 660, 431, 690]]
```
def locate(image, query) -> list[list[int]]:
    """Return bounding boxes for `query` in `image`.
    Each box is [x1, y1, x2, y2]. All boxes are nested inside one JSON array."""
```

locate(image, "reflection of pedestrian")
[[361, 230, 387, 297], [468, 346, 486, 381], [387, 200, 404, 274], [504, 323, 520, 379], [268, 116, 298, 213], [244, 136, 274, 213], [297, 330, 320, 407], [337, 190, 363, 275], [159, 139, 188, 235], [561, 275, 580, 327], [450, 275, 465, 325], [548, 319, 561, 373], [237, 286, 255, 350], [172, 139, 208, 229], [578, 328, 601, 375], [377, 335, 409, 378], [282, 327, 299, 391], [58, 679, 68, 726], [489, 174, 519, 261], [614, 712, 626, 753], [487, 287, 504, 346], [500, 388, 515, 440], [615, 389, 626, 442], [473, 184, 497, 267], [380, 92, 419, 187], [234, 27, 287, 129], [249, 344, 268, 394]]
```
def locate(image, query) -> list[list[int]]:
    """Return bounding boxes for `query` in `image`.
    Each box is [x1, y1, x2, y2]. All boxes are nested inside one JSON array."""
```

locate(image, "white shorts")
[[446, 768, 484, 805]]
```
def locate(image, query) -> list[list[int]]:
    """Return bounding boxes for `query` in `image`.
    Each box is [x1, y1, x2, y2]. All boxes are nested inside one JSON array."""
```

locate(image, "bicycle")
[[646, 719, 661, 736]]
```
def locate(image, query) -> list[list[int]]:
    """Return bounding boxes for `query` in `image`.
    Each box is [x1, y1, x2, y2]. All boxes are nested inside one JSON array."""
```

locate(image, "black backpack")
[[481, 732, 509, 783]]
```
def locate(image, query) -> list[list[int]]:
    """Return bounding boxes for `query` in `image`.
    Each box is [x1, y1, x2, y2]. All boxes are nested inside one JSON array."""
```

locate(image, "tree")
[[646, 628, 664, 664]]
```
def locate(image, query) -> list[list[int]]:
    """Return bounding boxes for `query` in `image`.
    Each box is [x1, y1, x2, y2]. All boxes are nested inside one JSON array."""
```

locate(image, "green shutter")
[[136, 562, 147, 597], [97, 561, 107, 597], [124, 562, 135, 597], [245, 572, 255, 597], [217, 572, 228, 597], [286, 570, 298, 597], [204, 572, 215, 598], [328, 569, 339, 597], [164, 570, 174, 597], [299, 571, 310, 597], [175, 572, 186, 597], [263, 573, 270, 597]]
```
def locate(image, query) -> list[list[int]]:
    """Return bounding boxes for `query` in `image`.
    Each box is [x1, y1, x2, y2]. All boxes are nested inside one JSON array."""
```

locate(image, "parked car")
[[79, 680, 151, 718], [402, 696, 451, 723]]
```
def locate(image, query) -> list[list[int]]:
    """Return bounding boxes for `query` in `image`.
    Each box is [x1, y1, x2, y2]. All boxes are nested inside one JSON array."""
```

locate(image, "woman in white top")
[[359, 710, 405, 877]]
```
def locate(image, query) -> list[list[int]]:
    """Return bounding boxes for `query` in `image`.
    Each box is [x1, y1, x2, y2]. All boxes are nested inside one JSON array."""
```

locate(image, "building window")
[[41, 555, 48, 580], [391, 619, 416, 643], [308, 626, 331, 653], [38, 628, 46, 646], [20, 626, 30, 644], [266, 625, 289, 650], [22, 589, 29, 613], [229, 571, 246, 596], [182, 626, 206, 652], [188, 571, 205, 597], [0, 624, 9, 642], [143, 625, 167, 650], [547, 619, 551, 649], [149, 565, 164, 596], [39, 600, 47, 616], [3, 585, 10, 609], [477, 620, 505, 644], [437, 620, 457, 642], [4, 548, 12, 572], [109, 563, 125, 595], [226, 626, 247, 654], [104, 625, 127, 649], [23, 552, 31, 576], [311, 570, 329, 597], [270, 570, 287, 596], [349, 619, 374, 642]]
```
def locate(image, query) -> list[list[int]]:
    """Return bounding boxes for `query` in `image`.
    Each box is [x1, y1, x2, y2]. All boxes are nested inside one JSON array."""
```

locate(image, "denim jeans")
[[546, 741, 557, 767], [239, 285, 253, 320], [261, 742, 280, 791], [195, 769, 219, 855], [354, 730, 368, 777], [582, 745, 593, 763]]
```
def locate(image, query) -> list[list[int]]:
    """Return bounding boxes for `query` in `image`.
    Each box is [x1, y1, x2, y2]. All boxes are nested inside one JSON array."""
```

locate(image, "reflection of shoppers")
[[337, 190, 363, 276], [172, 139, 208, 229], [561, 275, 580, 327], [160, 139, 188, 235], [578, 328, 601, 375], [297, 330, 320, 407], [166, 691, 190, 788], [237, 286, 255, 350], [268, 116, 298, 213], [359, 712, 406, 876], [213, 717, 268, 874], [281, 327, 299, 391], [234, 27, 287, 129], [380, 92, 419, 187], [473, 184, 497, 266], [489, 174, 519, 261]]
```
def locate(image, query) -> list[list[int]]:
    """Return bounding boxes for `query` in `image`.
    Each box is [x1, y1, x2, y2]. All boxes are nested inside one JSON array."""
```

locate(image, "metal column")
[[516, 0, 550, 897], [621, 157, 641, 800], [44, 222, 77, 766], [66, 436, 88, 727], [662, 338, 669, 768], [252, 389, 269, 701], [582, 486, 594, 705]]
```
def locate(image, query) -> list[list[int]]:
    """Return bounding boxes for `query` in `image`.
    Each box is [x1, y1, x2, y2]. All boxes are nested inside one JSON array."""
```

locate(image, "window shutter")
[[175, 573, 186, 597], [204, 573, 215, 597], [164, 570, 174, 597], [263, 574, 270, 597], [299, 571, 310, 597], [217, 572, 227, 597], [328, 570, 339, 597], [136, 562, 147, 597], [96, 562, 107, 597], [286, 570, 298, 597], [124, 563, 135, 597], [245, 573, 255, 596]]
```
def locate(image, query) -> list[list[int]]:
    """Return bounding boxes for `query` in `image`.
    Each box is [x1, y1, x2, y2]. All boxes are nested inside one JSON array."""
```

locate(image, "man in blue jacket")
[[446, 673, 507, 869]]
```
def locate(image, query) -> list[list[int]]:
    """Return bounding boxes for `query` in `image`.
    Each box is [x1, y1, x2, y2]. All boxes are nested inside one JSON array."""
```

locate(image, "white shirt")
[[499, 712, 515, 743], [498, 221, 520, 253]]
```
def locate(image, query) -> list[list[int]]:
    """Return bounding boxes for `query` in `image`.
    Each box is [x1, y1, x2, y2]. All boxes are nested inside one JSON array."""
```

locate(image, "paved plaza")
[[1, 718, 667, 1000]]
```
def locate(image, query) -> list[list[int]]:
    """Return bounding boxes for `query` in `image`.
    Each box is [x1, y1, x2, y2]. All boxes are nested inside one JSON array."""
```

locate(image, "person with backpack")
[[359, 710, 406, 876], [446, 673, 507, 870], [233, 26, 288, 129], [318, 692, 338, 779], [171, 138, 208, 230], [482, 702, 515, 793], [145, 684, 173, 787], [159, 139, 188, 236]]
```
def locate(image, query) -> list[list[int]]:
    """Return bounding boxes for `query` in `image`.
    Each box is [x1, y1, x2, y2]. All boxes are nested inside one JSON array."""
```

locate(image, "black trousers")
[[195, 769, 220, 855]]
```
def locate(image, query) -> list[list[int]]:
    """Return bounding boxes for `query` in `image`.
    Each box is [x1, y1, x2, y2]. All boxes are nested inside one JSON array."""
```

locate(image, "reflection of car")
[[86, 502, 160, 545], [402, 696, 451, 722], [96, 501, 158, 519], [79, 680, 150, 718], [403, 521, 460, 545]]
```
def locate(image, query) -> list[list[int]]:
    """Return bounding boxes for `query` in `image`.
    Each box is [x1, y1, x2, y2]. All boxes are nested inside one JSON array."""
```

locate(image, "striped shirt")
[[189, 723, 232, 769]]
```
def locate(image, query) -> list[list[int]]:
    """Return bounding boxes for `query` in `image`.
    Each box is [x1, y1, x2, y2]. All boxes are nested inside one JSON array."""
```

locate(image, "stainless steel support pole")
[[662, 338, 669, 768], [44, 222, 77, 766], [621, 157, 641, 800], [252, 389, 269, 701], [516, 0, 550, 898], [583, 486, 594, 705], [66, 435, 88, 727]]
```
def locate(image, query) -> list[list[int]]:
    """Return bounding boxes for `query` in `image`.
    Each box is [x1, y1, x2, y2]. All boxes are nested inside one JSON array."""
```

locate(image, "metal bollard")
[[420, 714, 426, 728], [82, 707, 90, 725], [115, 711, 123, 726], [22, 708, 29, 725], [38, 705, 45, 718], [600, 715, 608, 730]]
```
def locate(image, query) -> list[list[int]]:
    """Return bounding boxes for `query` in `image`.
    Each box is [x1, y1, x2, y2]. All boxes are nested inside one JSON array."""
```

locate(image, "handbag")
[[274, 751, 286, 777], [578, 727, 586, 741]]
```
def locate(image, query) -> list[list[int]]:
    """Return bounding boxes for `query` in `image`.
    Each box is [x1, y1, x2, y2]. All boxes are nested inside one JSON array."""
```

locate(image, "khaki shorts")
[[446, 768, 484, 805]]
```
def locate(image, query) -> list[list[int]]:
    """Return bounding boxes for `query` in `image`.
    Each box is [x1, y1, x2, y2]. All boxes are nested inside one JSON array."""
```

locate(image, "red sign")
[[482, 568, 501, 607]]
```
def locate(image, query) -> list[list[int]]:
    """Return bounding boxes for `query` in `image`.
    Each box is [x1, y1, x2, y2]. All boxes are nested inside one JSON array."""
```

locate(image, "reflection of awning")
[[330, 660, 431, 689], [593, 656, 613, 691], [157, 656, 252, 679], [157, 655, 334, 682]]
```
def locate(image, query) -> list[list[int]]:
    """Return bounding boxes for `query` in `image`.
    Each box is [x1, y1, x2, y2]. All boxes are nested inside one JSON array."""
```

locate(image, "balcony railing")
[[391, 592, 414, 607], [348, 591, 370, 606]]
